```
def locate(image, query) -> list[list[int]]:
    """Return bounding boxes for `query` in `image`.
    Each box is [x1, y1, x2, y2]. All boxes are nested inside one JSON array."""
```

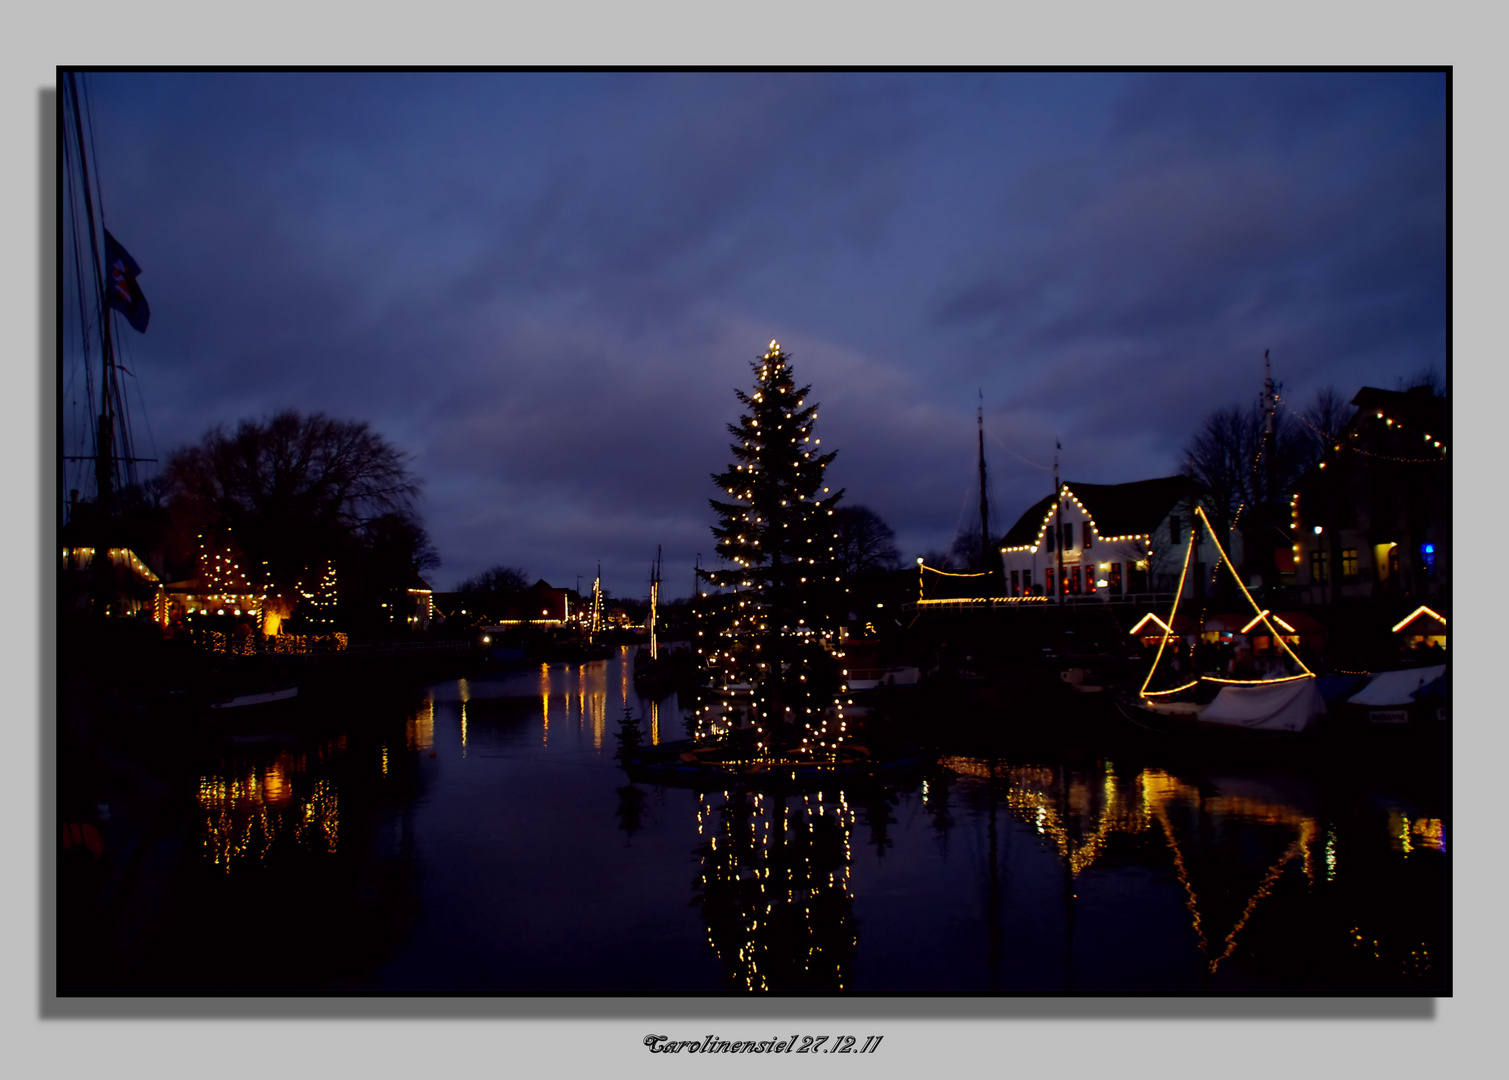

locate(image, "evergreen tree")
[[698, 342, 848, 759]]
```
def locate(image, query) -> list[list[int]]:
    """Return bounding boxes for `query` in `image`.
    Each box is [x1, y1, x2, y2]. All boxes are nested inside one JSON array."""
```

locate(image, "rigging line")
[[64, 114, 102, 498], [81, 74, 108, 236], [984, 428, 1053, 473], [1273, 392, 1444, 464], [64, 72, 116, 499], [115, 328, 157, 484], [951, 434, 978, 542]]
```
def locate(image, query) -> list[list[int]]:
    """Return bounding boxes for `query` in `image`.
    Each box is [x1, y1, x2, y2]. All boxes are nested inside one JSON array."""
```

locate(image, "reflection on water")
[[533, 657, 624, 749], [81, 649, 1445, 992], [196, 737, 346, 872], [692, 789, 857, 991], [406, 699, 434, 751], [938, 754, 1444, 988]]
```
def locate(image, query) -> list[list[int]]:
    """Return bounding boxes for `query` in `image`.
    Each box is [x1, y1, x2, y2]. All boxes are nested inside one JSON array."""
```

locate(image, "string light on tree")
[[697, 341, 847, 760]]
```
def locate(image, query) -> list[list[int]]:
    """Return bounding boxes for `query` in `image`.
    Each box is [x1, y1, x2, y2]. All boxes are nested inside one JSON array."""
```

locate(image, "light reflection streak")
[[1208, 838, 1305, 973], [458, 678, 470, 757], [195, 741, 344, 872], [692, 787, 857, 991], [540, 663, 550, 746], [406, 698, 435, 751], [942, 756, 1415, 976]]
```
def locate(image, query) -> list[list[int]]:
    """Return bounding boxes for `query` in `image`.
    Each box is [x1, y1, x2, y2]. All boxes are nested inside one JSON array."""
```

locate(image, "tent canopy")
[[1347, 665, 1447, 707], [1201, 678, 1325, 733]]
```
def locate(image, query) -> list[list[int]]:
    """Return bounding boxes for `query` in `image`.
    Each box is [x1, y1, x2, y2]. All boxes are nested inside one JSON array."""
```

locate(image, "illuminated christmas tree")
[[698, 341, 847, 759]]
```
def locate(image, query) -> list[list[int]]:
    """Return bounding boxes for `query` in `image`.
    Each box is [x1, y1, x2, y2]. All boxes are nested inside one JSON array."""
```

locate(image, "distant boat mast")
[[648, 545, 662, 660], [978, 390, 991, 574]]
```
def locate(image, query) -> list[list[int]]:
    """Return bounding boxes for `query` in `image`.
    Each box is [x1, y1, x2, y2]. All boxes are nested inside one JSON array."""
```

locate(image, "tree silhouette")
[[162, 410, 431, 627], [452, 565, 530, 625], [833, 505, 901, 579]]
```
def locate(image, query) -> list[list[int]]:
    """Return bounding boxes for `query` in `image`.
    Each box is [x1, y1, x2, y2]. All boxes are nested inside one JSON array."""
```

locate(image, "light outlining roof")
[[1391, 605, 1448, 633], [1240, 610, 1296, 634], [1000, 477, 1188, 551], [1129, 612, 1173, 635]]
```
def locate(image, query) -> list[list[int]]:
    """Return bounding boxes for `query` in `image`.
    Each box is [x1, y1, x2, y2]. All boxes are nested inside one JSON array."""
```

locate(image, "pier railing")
[[904, 593, 1177, 613]]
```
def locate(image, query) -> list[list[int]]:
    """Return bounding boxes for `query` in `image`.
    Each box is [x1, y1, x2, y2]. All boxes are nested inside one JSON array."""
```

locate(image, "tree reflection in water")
[[692, 788, 857, 991]]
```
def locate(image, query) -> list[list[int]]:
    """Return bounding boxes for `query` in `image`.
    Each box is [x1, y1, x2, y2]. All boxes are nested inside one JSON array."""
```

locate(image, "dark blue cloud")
[[64, 72, 1447, 597]]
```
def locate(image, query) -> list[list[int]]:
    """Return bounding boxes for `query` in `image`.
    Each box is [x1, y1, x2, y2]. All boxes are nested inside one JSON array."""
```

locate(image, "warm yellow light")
[[1391, 605, 1447, 633], [1129, 613, 1173, 635]]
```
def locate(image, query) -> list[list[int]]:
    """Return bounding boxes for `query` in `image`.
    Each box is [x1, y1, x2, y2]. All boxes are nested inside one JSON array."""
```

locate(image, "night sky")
[[63, 71, 1447, 600]]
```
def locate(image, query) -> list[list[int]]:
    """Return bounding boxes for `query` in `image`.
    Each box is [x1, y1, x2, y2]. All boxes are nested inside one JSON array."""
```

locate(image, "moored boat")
[[1118, 505, 1326, 742], [1339, 663, 1447, 727]]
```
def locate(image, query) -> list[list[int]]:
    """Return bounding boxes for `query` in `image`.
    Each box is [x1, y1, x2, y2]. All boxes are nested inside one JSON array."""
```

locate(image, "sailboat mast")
[[977, 392, 991, 574], [65, 71, 119, 517], [1053, 442, 1063, 606], [591, 563, 602, 641], [649, 546, 661, 661], [1264, 349, 1279, 505]]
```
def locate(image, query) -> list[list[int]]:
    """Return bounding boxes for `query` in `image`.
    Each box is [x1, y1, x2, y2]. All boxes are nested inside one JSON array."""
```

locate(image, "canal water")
[[63, 648, 1447, 994]]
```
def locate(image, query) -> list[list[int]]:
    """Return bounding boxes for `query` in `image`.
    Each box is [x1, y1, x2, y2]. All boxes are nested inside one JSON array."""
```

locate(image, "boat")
[[1340, 664, 1447, 727], [1116, 504, 1326, 740], [208, 686, 299, 711], [633, 547, 692, 698], [847, 666, 921, 692]]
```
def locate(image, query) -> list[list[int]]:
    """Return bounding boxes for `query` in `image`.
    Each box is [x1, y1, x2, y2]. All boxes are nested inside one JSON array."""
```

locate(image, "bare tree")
[[1182, 404, 1257, 555], [163, 410, 425, 592], [1183, 397, 1311, 590], [451, 564, 530, 624], [833, 505, 901, 579], [1301, 386, 1354, 464], [456, 565, 530, 595], [1398, 364, 1446, 395]]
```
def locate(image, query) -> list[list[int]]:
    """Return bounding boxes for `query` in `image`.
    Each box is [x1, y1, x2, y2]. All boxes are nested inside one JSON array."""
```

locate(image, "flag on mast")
[[103, 229, 150, 333]]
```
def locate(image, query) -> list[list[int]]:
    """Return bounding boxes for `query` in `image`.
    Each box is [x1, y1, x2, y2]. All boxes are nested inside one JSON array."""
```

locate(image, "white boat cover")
[[1346, 665, 1446, 707], [1200, 678, 1325, 733]]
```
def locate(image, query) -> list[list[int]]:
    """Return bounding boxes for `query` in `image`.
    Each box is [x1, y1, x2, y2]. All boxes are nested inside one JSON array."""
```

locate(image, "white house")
[[998, 477, 1235, 602]]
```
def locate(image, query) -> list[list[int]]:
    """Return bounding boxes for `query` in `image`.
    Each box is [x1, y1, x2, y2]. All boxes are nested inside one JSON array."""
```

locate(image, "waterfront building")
[[1288, 384, 1448, 608], [997, 476, 1234, 603]]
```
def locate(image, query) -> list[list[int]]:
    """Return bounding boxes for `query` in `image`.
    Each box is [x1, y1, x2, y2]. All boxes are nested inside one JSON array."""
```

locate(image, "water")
[[61, 648, 1447, 993]]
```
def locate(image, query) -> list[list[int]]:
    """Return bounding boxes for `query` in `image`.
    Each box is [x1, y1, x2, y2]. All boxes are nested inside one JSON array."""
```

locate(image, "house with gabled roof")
[[998, 476, 1234, 602]]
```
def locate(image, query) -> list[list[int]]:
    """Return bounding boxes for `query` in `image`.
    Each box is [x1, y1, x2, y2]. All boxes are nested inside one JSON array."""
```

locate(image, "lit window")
[[1310, 550, 1329, 584], [1342, 549, 1358, 580]]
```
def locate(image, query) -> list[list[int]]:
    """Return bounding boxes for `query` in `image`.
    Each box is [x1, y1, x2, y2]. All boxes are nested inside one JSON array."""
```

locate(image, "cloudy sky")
[[62, 71, 1447, 599]]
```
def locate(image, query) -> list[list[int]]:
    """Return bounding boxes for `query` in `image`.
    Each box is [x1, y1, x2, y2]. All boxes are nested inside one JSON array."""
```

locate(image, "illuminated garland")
[[1000, 484, 1149, 554], [1391, 605, 1447, 633], [1137, 504, 1315, 699], [1276, 393, 1447, 464]]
